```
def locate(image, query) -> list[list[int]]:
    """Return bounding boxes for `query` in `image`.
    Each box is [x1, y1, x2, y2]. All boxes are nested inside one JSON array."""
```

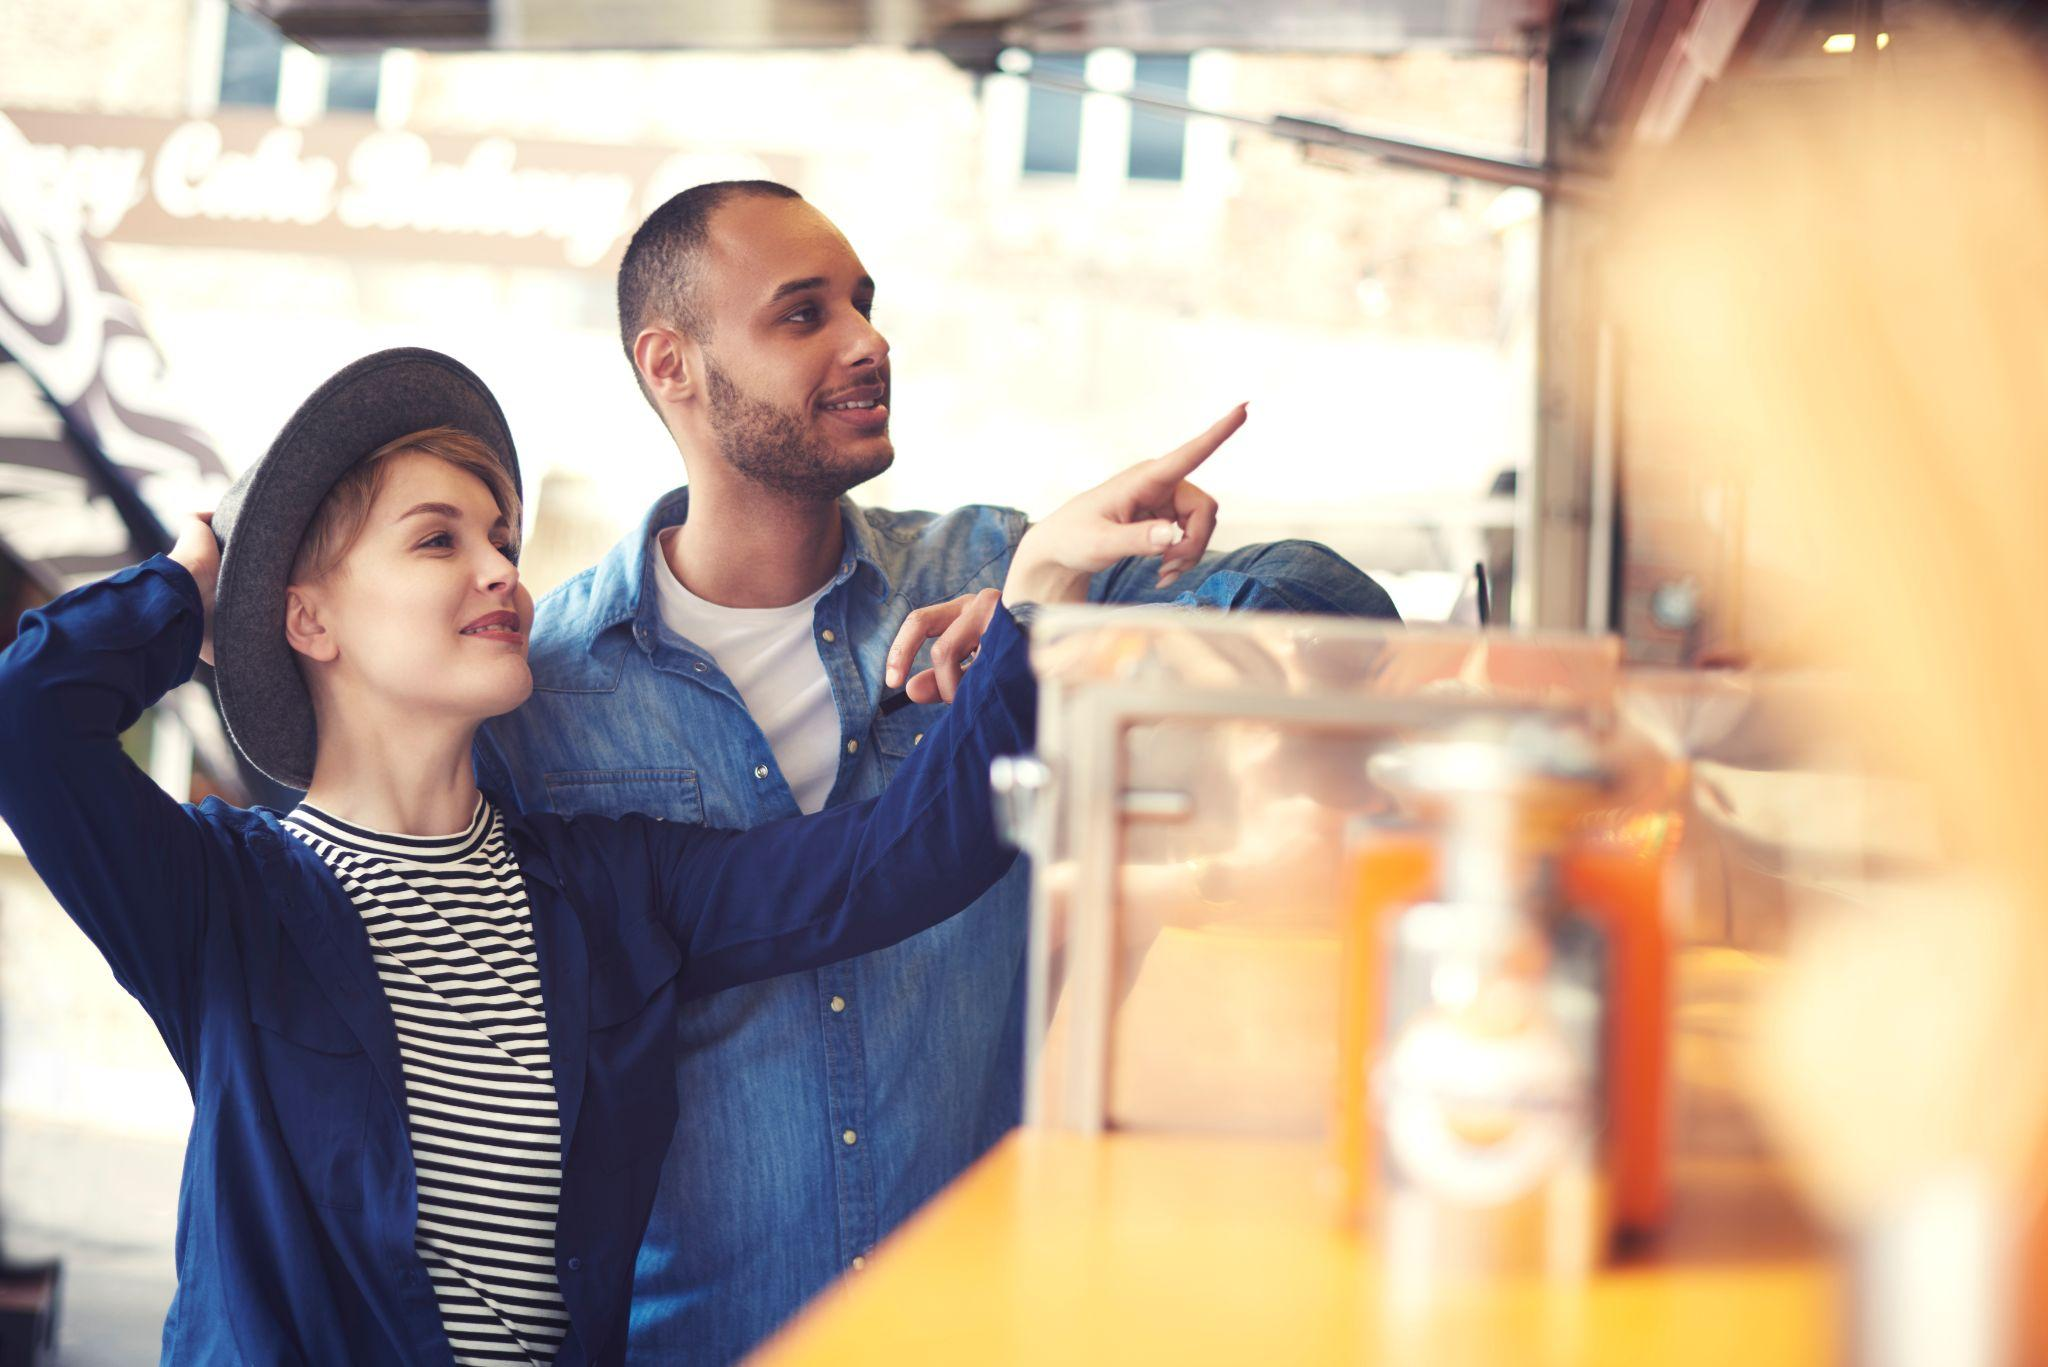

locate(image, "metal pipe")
[[1020, 67, 1567, 195]]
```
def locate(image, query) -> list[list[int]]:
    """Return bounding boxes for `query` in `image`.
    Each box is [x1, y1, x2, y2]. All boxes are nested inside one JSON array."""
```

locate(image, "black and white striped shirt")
[[283, 798, 569, 1365]]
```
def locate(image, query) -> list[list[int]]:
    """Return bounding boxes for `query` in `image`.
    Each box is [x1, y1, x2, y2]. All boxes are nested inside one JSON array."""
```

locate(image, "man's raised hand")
[[1001, 402, 1247, 608]]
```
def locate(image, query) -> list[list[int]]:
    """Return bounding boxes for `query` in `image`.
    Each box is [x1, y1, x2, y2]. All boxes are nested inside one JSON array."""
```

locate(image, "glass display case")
[[994, 607, 1633, 1136]]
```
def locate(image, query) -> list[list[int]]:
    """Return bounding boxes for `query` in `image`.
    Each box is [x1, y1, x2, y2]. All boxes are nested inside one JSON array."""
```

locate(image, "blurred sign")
[[0, 113, 231, 580], [4, 107, 798, 272]]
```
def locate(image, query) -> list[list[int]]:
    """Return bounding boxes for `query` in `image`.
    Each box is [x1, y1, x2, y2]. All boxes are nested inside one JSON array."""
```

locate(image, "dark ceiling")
[[251, 0, 1559, 54]]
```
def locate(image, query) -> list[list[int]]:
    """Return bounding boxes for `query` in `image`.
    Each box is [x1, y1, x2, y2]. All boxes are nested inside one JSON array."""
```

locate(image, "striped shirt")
[[283, 798, 569, 1365]]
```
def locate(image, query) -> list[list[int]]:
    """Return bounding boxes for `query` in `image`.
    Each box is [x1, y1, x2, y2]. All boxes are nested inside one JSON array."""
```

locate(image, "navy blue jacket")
[[0, 556, 1034, 1364]]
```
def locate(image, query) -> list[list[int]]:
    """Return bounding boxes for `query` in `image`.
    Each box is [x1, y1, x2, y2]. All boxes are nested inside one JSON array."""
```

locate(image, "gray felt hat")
[[211, 348, 522, 790]]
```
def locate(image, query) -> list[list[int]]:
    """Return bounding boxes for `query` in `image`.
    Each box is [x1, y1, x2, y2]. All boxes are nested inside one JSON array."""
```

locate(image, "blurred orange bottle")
[[1333, 777, 1675, 1250], [1561, 810, 1676, 1237]]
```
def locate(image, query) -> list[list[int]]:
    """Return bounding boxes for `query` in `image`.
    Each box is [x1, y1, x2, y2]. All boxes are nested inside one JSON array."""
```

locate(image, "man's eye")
[[856, 299, 875, 320], [785, 305, 819, 325]]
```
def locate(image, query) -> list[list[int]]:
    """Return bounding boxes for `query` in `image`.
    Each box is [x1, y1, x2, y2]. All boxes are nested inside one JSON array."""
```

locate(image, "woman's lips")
[[460, 611, 524, 643]]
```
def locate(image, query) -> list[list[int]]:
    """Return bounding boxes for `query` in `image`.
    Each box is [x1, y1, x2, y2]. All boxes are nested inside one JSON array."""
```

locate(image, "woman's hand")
[[1001, 403, 1247, 609], [885, 587, 1001, 703], [167, 514, 220, 666]]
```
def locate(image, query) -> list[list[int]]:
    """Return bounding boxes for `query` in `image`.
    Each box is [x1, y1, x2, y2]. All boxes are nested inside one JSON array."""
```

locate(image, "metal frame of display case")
[[1009, 604, 1619, 1135]]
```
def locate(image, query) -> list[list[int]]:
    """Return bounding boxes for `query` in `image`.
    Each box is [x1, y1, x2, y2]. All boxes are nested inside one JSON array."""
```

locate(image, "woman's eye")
[[419, 532, 453, 550]]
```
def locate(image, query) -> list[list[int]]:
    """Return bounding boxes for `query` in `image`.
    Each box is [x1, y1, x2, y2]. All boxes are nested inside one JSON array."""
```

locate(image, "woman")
[[0, 349, 1241, 1364]]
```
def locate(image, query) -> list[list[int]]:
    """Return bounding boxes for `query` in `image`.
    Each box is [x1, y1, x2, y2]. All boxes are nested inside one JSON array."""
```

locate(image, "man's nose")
[[846, 314, 889, 369]]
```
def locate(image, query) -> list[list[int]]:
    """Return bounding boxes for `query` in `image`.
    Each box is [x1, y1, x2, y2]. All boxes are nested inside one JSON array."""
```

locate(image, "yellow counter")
[[751, 1125, 1835, 1366]]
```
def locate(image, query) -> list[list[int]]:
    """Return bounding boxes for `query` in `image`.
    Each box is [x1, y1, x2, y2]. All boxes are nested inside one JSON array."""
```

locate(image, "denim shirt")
[[474, 488, 1398, 1364]]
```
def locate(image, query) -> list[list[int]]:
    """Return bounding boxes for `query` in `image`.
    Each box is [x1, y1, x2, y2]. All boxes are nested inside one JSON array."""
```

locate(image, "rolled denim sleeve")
[[1088, 538, 1401, 620]]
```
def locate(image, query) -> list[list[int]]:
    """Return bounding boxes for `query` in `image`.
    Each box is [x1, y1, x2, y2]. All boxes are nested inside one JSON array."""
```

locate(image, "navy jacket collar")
[[245, 803, 599, 1164], [245, 808, 413, 1118]]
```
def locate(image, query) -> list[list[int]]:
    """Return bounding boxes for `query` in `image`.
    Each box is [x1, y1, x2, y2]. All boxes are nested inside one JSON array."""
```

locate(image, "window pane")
[[219, 5, 284, 109], [1022, 53, 1086, 177], [1128, 54, 1190, 182], [325, 54, 382, 114]]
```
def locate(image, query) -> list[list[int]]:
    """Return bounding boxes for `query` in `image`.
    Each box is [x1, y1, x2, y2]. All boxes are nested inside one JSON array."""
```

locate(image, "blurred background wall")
[[2, 0, 1540, 618]]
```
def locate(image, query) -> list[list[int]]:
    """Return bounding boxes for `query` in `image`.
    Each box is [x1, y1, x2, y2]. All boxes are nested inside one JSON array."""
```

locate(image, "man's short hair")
[[616, 180, 803, 388]]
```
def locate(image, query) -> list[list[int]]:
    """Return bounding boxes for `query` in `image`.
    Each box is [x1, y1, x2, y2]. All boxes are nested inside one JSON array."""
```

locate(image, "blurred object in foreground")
[[1009, 610, 1622, 1140], [1613, 16, 2048, 1364], [1341, 719, 1633, 1286], [999, 610, 1701, 1284]]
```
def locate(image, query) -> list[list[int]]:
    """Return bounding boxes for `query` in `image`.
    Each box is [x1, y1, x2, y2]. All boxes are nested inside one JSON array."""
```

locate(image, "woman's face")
[[291, 452, 534, 729]]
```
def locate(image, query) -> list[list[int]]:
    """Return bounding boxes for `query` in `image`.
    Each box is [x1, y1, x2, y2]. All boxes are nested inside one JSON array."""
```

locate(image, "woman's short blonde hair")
[[290, 426, 520, 583]]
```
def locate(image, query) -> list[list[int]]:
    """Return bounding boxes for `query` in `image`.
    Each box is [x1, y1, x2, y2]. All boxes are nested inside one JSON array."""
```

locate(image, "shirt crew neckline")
[[654, 526, 834, 619], [284, 795, 491, 859]]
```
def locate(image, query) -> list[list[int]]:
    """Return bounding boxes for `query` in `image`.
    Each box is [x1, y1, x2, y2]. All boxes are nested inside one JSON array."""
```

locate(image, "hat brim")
[[211, 348, 523, 790]]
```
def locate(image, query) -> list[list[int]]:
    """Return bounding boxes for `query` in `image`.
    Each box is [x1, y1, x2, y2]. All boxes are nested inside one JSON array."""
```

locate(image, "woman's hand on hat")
[[168, 513, 220, 666], [1000, 402, 1246, 609]]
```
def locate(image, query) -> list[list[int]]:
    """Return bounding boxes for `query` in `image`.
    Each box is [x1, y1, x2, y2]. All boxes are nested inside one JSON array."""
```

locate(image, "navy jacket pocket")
[[582, 918, 683, 1172], [249, 968, 371, 1211], [587, 916, 683, 1029]]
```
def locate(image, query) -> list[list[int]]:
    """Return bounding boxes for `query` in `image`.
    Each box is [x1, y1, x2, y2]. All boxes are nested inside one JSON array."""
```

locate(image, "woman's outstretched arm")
[[641, 598, 1035, 998]]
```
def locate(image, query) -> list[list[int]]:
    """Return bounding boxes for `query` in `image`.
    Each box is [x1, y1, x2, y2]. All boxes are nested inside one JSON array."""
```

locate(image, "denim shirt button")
[[820, 628, 836, 643], [753, 764, 770, 779], [913, 732, 924, 746], [844, 739, 859, 755], [693, 660, 707, 673], [841, 1129, 858, 1146], [830, 995, 846, 1013]]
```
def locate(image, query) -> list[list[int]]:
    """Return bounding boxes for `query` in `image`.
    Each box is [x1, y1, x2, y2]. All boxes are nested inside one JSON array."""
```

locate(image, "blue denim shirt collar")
[[578, 487, 895, 657]]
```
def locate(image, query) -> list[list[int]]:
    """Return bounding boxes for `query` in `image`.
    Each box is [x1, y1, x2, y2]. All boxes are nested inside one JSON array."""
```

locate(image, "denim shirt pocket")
[[248, 954, 372, 1211], [872, 701, 946, 766], [542, 768, 705, 824]]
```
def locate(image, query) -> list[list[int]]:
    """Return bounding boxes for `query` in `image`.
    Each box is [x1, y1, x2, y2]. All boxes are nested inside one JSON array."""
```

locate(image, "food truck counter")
[[753, 954, 1835, 1366], [753, 1133, 1829, 1366]]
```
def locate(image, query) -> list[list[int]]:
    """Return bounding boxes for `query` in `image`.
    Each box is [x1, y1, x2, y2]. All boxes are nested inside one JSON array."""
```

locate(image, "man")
[[475, 180, 1398, 1364]]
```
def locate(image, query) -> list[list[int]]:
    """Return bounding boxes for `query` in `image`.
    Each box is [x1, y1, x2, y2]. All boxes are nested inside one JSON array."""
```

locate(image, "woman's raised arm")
[[0, 527, 227, 1074]]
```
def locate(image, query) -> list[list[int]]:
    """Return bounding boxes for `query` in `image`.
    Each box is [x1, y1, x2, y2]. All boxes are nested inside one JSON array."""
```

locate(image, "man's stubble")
[[704, 359, 893, 501]]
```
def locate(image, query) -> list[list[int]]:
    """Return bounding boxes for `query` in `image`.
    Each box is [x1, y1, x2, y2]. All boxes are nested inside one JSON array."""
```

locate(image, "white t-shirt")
[[651, 526, 840, 814]]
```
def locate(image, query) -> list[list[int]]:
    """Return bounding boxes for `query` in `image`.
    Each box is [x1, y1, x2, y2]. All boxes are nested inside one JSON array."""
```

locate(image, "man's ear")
[[634, 324, 704, 408], [283, 585, 338, 664]]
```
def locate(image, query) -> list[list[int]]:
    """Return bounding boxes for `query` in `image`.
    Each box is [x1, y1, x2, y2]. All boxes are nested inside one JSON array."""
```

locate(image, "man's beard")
[[704, 359, 893, 500]]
